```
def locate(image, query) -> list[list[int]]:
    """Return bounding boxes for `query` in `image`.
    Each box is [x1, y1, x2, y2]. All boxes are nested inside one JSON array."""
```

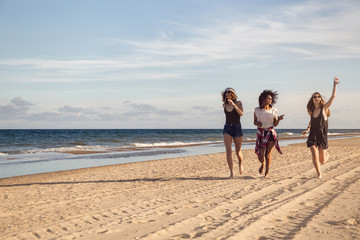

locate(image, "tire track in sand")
[[139, 152, 360, 239]]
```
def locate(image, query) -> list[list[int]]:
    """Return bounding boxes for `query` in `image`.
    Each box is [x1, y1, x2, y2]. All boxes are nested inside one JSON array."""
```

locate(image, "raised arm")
[[324, 77, 339, 109]]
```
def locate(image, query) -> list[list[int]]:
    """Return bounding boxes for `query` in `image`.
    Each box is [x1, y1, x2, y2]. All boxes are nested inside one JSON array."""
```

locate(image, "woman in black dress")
[[302, 77, 340, 178]]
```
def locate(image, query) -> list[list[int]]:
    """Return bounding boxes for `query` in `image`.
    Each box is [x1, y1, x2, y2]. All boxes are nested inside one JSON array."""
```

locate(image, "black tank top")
[[224, 104, 240, 124], [309, 106, 328, 144], [310, 106, 328, 131]]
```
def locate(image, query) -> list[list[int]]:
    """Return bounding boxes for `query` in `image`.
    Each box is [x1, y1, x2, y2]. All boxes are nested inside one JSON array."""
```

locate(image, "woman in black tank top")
[[302, 77, 340, 178], [221, 87, 244, 178]]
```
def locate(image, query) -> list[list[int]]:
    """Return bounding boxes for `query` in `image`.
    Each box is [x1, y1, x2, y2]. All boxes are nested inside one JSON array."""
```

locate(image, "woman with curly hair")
[[302, 77, 340, 178], [222, 87, 244, 178], [254, 90, 284, 177]]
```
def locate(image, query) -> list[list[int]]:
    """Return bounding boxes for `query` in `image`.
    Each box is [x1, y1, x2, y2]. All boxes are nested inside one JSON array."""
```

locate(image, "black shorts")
[[223, 123, 243, 138]]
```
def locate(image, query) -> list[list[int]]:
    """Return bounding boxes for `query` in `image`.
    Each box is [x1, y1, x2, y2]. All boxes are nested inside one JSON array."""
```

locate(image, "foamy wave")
[[133, 141, 218, 148], [0, 152, 8, 156], [26, 145, 108, 154], [244, 137, 256, 141], [282, 132, 294, 136]]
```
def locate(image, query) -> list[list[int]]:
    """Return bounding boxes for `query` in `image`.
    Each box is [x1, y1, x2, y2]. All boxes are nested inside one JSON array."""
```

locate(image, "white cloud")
[[119, 2, 360, 62], [122, 102, 183, 118], [1, 1, 359, 84], [0, 97, 33, 119], [58, 106, 96, 114], [0, 98, 185, 124]]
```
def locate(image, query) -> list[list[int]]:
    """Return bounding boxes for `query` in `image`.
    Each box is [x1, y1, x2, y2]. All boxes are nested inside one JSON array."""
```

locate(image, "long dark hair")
[[258, 90, 278, 108]]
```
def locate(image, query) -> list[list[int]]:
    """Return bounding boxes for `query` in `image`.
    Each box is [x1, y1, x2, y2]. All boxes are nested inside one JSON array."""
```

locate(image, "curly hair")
[[221, 87, 238, 103], [306, 92, 330, 117], [258, 90, 278, 108]]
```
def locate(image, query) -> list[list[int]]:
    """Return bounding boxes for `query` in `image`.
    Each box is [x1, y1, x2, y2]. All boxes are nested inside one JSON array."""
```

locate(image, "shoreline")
[[1, 134, 360, 180], [42, 133, 360, 154], [1, 137, 359, 239]]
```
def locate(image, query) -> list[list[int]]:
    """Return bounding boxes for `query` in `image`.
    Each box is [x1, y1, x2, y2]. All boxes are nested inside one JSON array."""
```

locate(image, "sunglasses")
[[266, 97, 272, 100], [313, 95, 321, 99], [225, 91, 233, 94]]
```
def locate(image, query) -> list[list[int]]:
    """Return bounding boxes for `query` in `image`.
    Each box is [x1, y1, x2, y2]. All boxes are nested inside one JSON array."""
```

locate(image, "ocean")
[[0, 129, 359, 179]]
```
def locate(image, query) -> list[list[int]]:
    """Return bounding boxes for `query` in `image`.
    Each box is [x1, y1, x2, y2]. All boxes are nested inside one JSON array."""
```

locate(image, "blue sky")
[[0, 0, 359, 129]]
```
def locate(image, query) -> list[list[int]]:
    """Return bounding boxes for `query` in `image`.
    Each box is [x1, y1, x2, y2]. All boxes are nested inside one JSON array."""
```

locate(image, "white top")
[[255, 107, 278, 129]]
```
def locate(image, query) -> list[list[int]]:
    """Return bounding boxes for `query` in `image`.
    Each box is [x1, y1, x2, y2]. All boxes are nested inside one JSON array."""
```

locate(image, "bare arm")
[[273, 114, 284, 127], [234, 100, 244, 116], [301, 120, 311, 135], [254, 112, 262, 127], [228, 99, 244, 116], [324, 77, 339, 110]]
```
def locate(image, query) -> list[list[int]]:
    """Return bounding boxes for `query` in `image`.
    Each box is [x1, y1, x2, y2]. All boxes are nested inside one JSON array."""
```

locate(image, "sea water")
[[0, 129, 359, 178]]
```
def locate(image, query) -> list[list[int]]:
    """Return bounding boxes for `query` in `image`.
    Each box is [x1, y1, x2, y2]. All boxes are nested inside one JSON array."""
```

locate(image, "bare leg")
[[310, 145, 322, 178], [234, 137, 244, 174], [326, 150, 329, 163], [264, 141, 275, 177], [319, 148, 329, 164], [224, 134, 234, 178], [258, 148, 265, 174]]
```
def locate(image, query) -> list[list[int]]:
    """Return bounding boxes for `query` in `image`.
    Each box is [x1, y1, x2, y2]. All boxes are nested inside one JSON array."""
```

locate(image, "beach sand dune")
[[1, 138, 360, 239]]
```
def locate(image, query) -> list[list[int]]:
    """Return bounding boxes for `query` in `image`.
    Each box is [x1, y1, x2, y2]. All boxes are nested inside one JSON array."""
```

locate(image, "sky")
[[0, 0, 359, 129]]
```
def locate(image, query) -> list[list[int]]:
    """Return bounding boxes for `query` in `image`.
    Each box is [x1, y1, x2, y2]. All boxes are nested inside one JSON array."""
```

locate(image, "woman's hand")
[[273, 114, 285, 127], [227, 98, 235, 106], [254, 121, 262, 127], [301, 130, 308, 136], [334, 76, 340, 85]]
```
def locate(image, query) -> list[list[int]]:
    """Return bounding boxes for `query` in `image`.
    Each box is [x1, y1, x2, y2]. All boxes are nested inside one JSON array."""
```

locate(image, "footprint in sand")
[[205, 216, 214, 222], [194, 231, 207, 238], [108, 220, 122, 226], [345, 218, 360, 225], [132, 218, 156, 224], [224, 212, 240, 218], [287, 209, 299, 213], [173, 233, 191, 239], [327, 218, 360, 226], [258, 237, 268, 240], [300, 201, 316, 207], [158, 211, 174, 216], [96, 229, 108, 234]]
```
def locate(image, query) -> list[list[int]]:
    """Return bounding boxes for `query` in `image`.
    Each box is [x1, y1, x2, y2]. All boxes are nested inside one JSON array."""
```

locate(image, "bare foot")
[[265, 171, 269, 178], [229, 172, 234, 179], [259, 164, 264, 174], [239, 162, 244, 174], [324, 151, 329, 164], [318, 174, 323, 179]]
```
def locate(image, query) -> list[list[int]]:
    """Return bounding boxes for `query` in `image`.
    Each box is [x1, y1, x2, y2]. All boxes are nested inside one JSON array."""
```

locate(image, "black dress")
[[307, 106, 328, 149]]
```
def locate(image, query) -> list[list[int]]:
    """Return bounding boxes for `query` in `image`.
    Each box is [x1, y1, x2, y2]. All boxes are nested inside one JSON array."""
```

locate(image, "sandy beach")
[[1, 137, 360, 240]]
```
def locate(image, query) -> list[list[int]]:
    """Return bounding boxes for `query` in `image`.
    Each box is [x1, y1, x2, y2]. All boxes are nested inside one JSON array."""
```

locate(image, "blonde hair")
[[221, 88, 238, 103]]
